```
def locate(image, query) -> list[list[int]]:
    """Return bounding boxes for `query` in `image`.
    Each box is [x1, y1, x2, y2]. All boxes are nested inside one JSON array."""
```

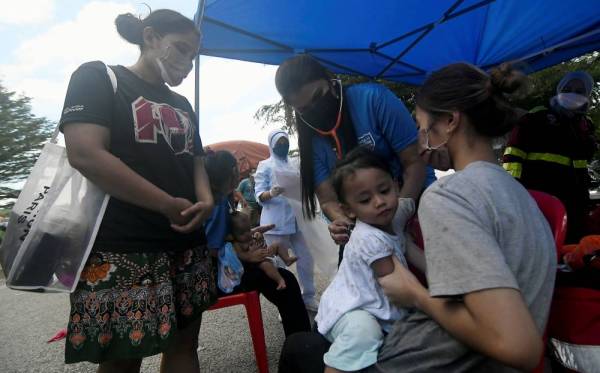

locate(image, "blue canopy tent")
[[192, 0, 600, 115]]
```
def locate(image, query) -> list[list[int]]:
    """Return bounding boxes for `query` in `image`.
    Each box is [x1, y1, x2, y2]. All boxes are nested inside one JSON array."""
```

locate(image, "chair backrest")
[[407, 217, 427, 286], [526, 190, 567, 373], [528, 190, 568, 252]]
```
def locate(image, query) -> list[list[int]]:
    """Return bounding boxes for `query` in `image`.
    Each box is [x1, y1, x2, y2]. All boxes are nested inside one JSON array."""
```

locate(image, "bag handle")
[[105, 64, 117, 94], [67, 63, 117, 204], [51, 62, 118, 144]]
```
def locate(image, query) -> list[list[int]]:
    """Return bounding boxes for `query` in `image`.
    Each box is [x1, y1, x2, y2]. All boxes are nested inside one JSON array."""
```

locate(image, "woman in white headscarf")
[[254, 129, 318, 311]]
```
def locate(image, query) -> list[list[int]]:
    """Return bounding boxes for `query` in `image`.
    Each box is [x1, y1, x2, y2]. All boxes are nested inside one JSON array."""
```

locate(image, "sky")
[[0, 0, 283, 147]]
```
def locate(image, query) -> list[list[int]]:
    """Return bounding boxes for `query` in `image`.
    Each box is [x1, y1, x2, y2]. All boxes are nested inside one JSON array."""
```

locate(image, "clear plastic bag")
[[0, 140, 108, 292], [273, 167, 338, 282], [218, 242, 244, 293]]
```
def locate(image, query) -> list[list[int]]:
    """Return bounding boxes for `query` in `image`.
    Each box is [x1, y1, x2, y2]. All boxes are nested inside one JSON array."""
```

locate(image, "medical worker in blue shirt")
[[254, 129, 318, 311], [275, 55, 435, 245]]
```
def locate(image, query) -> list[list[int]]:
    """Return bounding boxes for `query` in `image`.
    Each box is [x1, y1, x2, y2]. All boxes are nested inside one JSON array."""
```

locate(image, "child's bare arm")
[[371, 255, 395, 277]]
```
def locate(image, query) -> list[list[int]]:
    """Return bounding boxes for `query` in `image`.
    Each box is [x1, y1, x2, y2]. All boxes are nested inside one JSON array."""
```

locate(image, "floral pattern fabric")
[[65, 245, 216, 364]]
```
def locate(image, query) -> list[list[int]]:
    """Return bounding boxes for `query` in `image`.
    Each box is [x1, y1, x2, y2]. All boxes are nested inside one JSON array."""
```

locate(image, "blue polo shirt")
[[312, 83, 436, 187]]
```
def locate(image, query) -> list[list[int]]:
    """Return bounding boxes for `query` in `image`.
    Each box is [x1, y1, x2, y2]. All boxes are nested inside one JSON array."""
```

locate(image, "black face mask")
[[299, 85, 341, 132]]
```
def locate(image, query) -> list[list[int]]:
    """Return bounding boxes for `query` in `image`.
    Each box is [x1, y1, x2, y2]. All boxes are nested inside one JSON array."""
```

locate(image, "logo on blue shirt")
[[357, 132, 376, 150]]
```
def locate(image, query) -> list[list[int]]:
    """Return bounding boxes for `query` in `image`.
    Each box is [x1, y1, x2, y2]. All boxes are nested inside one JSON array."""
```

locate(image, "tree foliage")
[[254, 98, 296, 134], [0, 82, 54, 207]]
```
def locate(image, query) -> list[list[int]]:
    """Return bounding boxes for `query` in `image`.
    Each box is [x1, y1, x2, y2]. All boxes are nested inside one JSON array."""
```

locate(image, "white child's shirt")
[[315, 199, 415, 335]]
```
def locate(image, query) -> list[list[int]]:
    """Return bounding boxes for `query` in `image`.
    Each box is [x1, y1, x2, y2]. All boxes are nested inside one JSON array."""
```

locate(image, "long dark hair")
[[416, 62, 526, 137], [115, 9, 199, 49], [204, 150, 238, 196], [276, 55, 357, 218]]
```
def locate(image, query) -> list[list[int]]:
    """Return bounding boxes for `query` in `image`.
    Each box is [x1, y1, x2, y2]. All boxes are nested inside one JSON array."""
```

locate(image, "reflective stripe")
[[551, 338, 600, 372], [504, 146, 527, 159], [527, 152, 572, 166], [503, 162, 522, 178], [504, 148, 587, 169]]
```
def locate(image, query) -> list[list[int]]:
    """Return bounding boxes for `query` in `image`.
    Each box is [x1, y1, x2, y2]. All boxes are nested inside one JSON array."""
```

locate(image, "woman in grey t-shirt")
[[278, 63, 556, 373]]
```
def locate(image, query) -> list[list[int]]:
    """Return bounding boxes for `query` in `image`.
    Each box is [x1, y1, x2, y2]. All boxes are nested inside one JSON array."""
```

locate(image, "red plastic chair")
[[528, 190, 568, 255], [528, 190, 567, 373], [208, 291, 268, 373], [407, 217, 427, 286]]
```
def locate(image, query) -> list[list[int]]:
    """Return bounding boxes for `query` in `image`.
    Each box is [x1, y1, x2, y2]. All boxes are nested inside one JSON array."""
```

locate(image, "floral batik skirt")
[[65, 245, 217, 364]]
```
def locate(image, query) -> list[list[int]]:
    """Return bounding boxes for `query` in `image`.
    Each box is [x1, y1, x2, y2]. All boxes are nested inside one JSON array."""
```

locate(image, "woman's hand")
[[328, 216, 354, 245], [247, 248, 271, 263], [171, 200, 214, 233], [270, 186, 284, 197], [161, 197, 194, 226], [378, 256, 428, 308], [266, 243, 280, 257]]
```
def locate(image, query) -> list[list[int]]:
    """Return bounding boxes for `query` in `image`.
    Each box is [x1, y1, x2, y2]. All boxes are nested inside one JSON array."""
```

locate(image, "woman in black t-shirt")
[[59, 10, 215, 372]]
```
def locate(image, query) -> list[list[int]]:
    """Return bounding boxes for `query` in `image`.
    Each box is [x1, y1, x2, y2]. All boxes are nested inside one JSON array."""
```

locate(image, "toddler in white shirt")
[[315, 147, 424, 373]]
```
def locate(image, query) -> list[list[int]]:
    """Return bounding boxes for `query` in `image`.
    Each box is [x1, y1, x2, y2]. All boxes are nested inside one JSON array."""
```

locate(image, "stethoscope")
[[298, 79, 344, 160]]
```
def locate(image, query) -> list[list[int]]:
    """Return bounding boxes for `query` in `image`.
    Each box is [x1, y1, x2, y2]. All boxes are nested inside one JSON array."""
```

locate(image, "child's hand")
[[276, 277, 287, 290], [251, 224, 275, 235]]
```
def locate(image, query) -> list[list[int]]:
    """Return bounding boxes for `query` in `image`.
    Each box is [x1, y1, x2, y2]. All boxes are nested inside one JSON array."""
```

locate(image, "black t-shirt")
[[59, 61, 206, 252]]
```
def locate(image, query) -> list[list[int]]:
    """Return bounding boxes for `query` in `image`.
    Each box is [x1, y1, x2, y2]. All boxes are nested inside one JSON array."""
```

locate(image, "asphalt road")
[[0, 269, 324, 373]]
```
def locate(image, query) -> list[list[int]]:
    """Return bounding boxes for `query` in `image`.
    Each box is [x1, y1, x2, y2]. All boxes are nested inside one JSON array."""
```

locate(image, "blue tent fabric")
[[195, 0, 600, 84]]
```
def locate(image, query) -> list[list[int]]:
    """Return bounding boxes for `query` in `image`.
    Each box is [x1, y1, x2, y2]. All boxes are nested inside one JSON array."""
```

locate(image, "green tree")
[[0, 82, 54, 208], [254, 98, 296, 134]]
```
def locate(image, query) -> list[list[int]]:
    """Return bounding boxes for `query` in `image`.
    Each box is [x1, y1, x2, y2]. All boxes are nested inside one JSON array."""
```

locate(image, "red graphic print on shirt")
[[132, 96, 195, 155]]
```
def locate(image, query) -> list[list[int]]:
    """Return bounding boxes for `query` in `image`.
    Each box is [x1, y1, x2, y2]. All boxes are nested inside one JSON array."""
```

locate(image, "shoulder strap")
[[105, 64, 117, 94], [52, 62, 117, 144]]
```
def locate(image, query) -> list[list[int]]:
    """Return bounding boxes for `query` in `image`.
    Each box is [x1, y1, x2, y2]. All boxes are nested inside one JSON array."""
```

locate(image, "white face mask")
[[423, 127, 449, 151], [556, 92, 589, 111], [156, 45, 193, 86], [418, 127, 452, 171]]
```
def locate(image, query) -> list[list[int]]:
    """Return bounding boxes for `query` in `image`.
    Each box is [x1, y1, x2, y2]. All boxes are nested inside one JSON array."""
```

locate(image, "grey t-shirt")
[[369, 161, 556, 372]]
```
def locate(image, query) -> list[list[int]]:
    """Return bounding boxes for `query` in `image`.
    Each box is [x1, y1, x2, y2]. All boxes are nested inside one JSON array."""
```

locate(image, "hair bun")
[[489, 62, 526, 95], [115, 13, 144, 46]]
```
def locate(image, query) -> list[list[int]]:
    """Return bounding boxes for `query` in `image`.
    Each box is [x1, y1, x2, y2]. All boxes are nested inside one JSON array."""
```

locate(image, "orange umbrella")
[[205, 140, 270, 180]]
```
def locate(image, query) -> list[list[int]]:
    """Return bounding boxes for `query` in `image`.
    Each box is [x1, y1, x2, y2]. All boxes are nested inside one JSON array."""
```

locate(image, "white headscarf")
[[268, 128, 289, 158]]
